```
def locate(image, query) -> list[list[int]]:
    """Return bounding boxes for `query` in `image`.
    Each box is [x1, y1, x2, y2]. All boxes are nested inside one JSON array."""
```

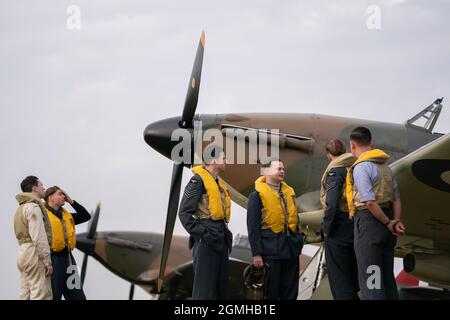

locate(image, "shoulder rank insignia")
[[184, 180, 199, 199], [326, 181, 337, 191]]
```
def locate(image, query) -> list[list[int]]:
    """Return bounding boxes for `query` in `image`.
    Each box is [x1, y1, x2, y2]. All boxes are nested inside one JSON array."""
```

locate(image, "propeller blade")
[[157, 163, 184, 292], [129, 284, 135, 300], [180, 31, 205, 128], [80, 202, 100, 286], [80, 253, 88, 286], [87, 202, 101, 239]]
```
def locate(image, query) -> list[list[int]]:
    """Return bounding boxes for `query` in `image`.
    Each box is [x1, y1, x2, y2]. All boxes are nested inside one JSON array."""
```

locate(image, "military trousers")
[[354, 209, 399, 300], [51, 248, 86, 300], [192, 239, 229, 299], [17, 244, 52, 300], [324, 238, 359, 300], [264, 257, 299, 300]]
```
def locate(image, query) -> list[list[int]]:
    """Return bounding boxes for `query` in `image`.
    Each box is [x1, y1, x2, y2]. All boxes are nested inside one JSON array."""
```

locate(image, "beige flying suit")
[[14, 193, 52, 300]]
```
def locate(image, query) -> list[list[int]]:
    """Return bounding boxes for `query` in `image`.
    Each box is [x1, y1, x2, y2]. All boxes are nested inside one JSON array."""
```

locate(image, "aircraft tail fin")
[[405, 97, 443, 133]]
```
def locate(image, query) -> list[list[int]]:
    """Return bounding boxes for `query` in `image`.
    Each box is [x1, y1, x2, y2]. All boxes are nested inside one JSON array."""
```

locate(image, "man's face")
[[32, 180, 46, 199], [268, 161, 285, 183], [49, 189, 66, 208], [350, 141, 357, 156], [212, 152, 227, 172]]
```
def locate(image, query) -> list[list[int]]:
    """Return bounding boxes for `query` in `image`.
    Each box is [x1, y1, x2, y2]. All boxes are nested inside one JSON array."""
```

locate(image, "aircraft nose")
[[76, 233, 95, 255], [144, 116, 185, 160]]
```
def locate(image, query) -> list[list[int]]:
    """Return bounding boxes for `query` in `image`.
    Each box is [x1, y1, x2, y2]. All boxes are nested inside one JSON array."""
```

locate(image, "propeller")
[[180, 31, 205, 128], [80, 202, 101, 287], [156, 31, 205, 292], [129, 284, 135, 300]]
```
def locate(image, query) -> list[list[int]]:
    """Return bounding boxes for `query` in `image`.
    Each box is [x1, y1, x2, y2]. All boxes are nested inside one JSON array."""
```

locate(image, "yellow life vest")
[[255, 176, 299, 233], [320, 153, 356, 212], [45, 206, 76, 252], [345, 149, 392, 217], [191, 166, 231, 222]]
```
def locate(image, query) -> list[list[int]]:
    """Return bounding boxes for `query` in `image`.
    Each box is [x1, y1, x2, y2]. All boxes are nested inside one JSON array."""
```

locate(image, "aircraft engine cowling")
[[403, 252, 450, 287]]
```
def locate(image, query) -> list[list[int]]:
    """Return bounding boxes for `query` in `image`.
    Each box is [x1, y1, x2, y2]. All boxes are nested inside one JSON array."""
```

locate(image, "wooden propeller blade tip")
[[201, 31, 206, 48]]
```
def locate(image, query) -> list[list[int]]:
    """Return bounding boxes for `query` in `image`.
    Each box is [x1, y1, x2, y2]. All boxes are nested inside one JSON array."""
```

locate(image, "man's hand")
[[60, 189, 74, 205], [45, 264, 53, 277], [253, 255, 264, 268], [393, 221, 406, 236], [386, 219, 399, 235]]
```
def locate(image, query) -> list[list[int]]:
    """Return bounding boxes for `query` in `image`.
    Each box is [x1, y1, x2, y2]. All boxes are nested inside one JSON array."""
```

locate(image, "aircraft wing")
[[390, 133, 450, 287], [391, 133, 450, 245]]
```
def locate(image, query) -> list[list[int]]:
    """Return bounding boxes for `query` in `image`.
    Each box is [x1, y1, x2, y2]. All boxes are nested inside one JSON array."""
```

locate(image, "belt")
[[51, 246, 70, 256], [356, 203, 394, 220], [18, 237, 32, 245], [356, 201, 392, 212]]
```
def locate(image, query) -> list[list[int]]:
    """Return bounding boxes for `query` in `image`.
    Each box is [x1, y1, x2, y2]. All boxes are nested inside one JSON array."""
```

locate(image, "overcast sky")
[[1, 0, 449, 299]]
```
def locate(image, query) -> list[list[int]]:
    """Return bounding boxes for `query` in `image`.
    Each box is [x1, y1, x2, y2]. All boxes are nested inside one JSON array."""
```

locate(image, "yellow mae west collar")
[[255, 176, 299, 233], [345, 149, 390, 217], [320, 153, 356, 208], [45, 205, 76, 252], [192, 166, 231, 222]]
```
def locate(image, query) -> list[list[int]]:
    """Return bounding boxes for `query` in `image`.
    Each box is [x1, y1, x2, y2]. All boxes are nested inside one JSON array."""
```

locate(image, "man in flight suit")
[[178, 144, 232, 299], [247, 159, 303, 300], [14, 176, 53, 300], [320, 139, 359, 300], [44, 186, 91, 300], [346, 127, 405, 300]]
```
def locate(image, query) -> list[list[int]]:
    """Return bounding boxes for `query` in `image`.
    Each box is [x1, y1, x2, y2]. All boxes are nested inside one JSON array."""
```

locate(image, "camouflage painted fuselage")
[[195, 113, 442, 208]]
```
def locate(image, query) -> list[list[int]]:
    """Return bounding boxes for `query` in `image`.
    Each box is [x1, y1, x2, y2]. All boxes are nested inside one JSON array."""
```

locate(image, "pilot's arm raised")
[[60, 189, 91, 225], [69, 201, 91, 225]]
